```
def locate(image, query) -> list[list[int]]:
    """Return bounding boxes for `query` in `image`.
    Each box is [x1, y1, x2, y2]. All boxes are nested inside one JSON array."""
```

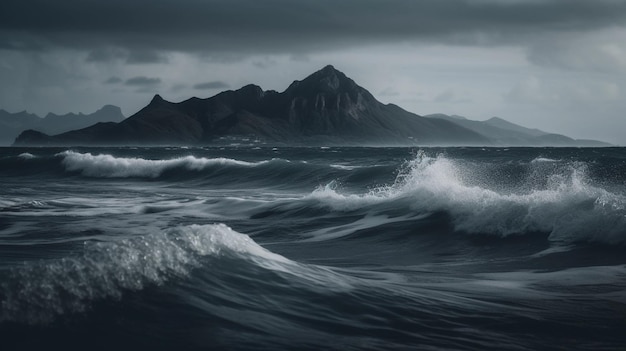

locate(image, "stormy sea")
[[1, 146, 625, 350]]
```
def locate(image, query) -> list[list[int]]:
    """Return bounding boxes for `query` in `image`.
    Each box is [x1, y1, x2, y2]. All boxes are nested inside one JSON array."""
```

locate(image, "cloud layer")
[[2, 0, 626, 55]]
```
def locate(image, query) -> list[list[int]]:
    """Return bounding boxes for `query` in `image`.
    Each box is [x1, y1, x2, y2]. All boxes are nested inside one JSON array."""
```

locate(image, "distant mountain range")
[[13, 66, 609, 147], [1, 105, 125, 146], [424, 114, 609, 147]]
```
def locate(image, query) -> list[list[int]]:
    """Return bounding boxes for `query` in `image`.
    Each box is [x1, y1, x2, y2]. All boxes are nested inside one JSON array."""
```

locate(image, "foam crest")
[[17, 152, 36, 159], [330, 164, 365, 170], [310, 151, 626, 244], [531, 157, 560, 163], [0, 224, 289, 324], [57, 151, 270, 178]]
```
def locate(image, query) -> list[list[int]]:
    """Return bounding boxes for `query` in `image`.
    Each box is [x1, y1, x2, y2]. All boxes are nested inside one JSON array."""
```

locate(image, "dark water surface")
[[1, 146, 625, 350]]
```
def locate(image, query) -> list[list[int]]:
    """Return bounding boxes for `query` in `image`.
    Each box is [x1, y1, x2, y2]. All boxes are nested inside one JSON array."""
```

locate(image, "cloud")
[[505, 75, 622, 104], [104, 76, 122, 84], [193, 81, 229, 90], [527, 28, 626, 73], [170, 84, 187, 93], [86, 47, 126, 62], [86, 47, 167, 64], [434, 89, 471, 104], [252, 58, 278, 69], [125, 50, 168, 64], [505, 76, 553, 103], [125, 76, 161, 86], [1, 0, 625, 55], [290, 54, 311, 63]]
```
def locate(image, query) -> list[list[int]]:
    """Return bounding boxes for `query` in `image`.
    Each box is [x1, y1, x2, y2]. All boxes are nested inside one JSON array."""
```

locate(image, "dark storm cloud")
[[125, 50, 168, 64], [86, 47, 126, 63], [86, 47, 167, 64], [193, 81, 230, 90], [1, 0, 625, 54], [125, 76, 161, 86]]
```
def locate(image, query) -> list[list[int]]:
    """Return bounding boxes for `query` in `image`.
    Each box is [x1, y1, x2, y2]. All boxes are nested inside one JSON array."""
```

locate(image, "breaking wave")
[[58, 151, 276, 178], [309, 151, 626, 244], [0, 224, 291, 324], [17, 152, 36, 159]]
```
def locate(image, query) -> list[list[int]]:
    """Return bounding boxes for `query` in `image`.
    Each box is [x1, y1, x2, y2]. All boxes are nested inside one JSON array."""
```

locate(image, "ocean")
[[1, 146, 625, 350]]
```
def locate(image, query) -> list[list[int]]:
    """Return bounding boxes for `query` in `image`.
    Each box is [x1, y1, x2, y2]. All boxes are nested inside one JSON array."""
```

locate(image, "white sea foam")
[[57, 151, 273, 178], [17, 152, 36, 159], [309, 151, 626, 244], [330, 164, 365, 170], [531, 157, 560, 163]]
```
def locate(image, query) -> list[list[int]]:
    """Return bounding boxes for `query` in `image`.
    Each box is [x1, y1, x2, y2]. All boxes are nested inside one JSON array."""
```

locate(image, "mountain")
[[14, 66, 489, 146], [0, 105, 125, 145], [483, 117, 546, 137], [425, 114, 610, 146]]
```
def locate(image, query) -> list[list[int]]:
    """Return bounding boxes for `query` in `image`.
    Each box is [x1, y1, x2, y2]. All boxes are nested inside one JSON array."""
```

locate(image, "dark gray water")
[[1, 146, 625, 350]]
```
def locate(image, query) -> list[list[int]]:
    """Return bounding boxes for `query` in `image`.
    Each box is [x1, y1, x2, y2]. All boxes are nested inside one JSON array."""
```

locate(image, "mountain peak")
[[319, 64, 338, 74], [150, 94, 165, 104], [285, 65, 362, 96], [238, 84, 264, 95], [310, 64, 346, 82]]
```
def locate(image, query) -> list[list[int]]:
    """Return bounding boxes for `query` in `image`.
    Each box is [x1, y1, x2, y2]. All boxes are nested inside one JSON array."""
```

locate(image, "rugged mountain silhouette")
[[426, 114, 609, 146], [1, 105, 125, 145], [14, 66, 489, 146]]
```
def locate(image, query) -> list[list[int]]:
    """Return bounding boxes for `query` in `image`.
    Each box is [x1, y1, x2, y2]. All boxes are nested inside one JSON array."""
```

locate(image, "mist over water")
[[1, 146, 625, 350]]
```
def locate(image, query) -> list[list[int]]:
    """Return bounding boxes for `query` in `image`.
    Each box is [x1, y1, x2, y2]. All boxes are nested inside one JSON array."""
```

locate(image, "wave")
[[17, 152, 36, 159], [1, 151, 389, 193], [330, 164, 366, 170], [57, 151, 277, 178], [0, 224, 291, 324], [308, 151, 626, 245], [0, 223, 372, 325], [55, 151, 371, 190], [531, 157, 560, 163]]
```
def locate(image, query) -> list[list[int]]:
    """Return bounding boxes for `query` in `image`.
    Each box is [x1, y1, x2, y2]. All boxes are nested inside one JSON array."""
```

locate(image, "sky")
[[1, 0, 626, 144]]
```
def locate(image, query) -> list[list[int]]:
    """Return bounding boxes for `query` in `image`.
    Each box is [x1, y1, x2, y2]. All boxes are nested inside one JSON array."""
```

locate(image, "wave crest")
[[310, 151, 626, 244], [0, 224, 288, 324], [58, 151, 273, 178], [17, 152, 36, 159]]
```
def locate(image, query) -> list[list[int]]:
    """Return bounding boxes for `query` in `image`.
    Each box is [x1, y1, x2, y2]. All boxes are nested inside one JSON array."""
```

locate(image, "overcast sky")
[[1, 0, 626, 144]]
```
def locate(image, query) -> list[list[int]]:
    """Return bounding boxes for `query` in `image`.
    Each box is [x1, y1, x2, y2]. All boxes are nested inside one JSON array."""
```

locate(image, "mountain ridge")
[[425, 113, 609, 146]]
